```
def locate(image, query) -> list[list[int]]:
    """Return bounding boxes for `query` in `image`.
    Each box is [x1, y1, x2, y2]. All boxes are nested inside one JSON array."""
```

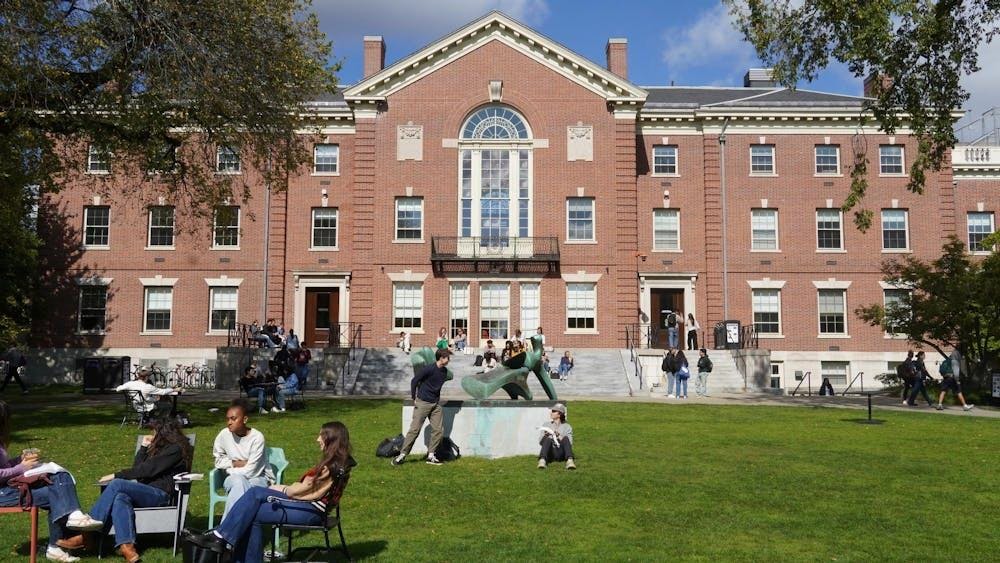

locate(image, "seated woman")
[[452, 329, 467, 352], [537, 403, 576, 470], [819, 377, 835, 396], [435, 327, 450, 351], [557, 351, 574, 380], [67, 417, 193, 563], [481, 339, 498, 372], [240, 366, 275, 415], [189, 421, 356, 563], [500, 340, 526, 369], [0, 400, 93, 563], [273, 369, 300, 413]]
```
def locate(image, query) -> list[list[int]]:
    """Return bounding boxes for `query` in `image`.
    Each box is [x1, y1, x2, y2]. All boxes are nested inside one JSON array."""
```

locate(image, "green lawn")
[[2, 398, 997, 561]]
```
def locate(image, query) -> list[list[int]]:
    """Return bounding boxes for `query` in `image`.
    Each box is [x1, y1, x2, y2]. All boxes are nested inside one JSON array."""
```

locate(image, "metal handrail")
[[430, 236, 560, 260], [790, 371, 812, 397], [842, 371, 865, 396], [227, 322, 256, 348], [342, 324, 364, 391]]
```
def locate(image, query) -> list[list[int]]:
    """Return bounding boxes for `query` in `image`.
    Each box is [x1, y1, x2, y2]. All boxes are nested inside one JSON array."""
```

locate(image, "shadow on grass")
[[289, 540, 388, 561], [841, 418, 886, 425]]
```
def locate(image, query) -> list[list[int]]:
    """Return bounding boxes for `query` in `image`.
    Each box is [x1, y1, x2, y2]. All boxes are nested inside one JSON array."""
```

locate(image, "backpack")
[[666, 313, 677, 328], [896, 362, 912, 382], [703, 357, 713, 373], [375, 434, 404, 458], [939, 358, 952, 377], [434, 437, 461, 462]]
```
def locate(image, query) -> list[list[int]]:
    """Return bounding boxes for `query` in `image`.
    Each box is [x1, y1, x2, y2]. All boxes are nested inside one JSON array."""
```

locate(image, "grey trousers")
[[401, 398, 443, 456]]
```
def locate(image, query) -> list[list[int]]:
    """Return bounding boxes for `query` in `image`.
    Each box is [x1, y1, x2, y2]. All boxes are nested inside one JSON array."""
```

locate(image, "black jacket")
[[661, 354, 677, 373], [411, 363, 447, 403], [115, 443, 189, 495]]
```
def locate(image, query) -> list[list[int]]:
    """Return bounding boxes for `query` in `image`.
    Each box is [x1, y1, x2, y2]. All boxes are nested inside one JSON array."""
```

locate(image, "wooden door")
[[651, 288, 684, 349], [304, 288, 339, 347]]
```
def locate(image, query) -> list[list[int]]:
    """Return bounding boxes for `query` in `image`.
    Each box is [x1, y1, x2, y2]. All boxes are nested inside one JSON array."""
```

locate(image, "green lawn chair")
[[208, 446, 289, 528]]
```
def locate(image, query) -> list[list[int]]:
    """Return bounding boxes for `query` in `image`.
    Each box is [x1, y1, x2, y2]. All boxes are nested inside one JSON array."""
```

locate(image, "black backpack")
[[434, 437, 461, 462], [667, 313, 677, 328], [896, 362, 913, 382], [375, 434, 404, 458]]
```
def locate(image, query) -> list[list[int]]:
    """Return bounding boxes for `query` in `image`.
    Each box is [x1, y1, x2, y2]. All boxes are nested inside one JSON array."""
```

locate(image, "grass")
[[2, 397, 998, 561]]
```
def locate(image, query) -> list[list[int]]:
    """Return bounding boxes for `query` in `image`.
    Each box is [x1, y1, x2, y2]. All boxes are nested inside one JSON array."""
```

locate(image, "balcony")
[[952, 145, 1000, 177], [431, 236, 560, 274]]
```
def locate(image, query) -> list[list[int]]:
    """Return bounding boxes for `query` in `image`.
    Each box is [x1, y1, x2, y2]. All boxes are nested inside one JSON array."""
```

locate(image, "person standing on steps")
[[393, 348, 451, 466], [661, 348, 678, 398], [686, 313, 700, 351], [695, 348, 713, 397], [936, 349, 974, 411], [664, 310, 679, 349]]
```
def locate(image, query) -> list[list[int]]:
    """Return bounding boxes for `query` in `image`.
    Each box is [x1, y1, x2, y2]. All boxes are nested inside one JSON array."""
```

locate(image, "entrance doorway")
[[650, 288, 684, 349], [304, 288, 339, 347]]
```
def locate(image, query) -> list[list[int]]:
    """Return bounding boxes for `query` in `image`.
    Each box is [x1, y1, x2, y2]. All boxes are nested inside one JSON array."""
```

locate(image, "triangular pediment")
[[343, 11, 646, 103]]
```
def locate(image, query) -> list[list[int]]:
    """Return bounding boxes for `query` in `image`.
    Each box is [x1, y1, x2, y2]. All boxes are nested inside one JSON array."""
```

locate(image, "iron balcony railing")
[[431, 236, 560, 261]]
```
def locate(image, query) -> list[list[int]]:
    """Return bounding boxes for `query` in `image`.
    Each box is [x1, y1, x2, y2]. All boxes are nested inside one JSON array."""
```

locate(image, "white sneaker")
[[666, 394, 675, 399], [278, 408, 286, 413], [271, 406, 280, 413], [46, 546, 80, 563], [66, 514, 103, 531], [537, 458, 546, 469], [259, 408, 268, 415], [963, 404, 975, 411]]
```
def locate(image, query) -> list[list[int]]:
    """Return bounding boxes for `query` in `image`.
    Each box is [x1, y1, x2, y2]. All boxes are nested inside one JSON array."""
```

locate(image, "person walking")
[[661, 349, 678, 398], [899, 350, 916, 403], [393, 348, 451, 466], [1, 346, 29, 394], [936, 349, 974, 411], [695, 348, 713, 397], [686, 313, 700, 351], [212, 399, 275, 520], [906, 351, 935, 407]]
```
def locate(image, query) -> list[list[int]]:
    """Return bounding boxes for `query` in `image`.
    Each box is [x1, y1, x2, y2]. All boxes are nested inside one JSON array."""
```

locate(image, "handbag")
[[181, 529, 231, 563], [7, 473, 53, 509]]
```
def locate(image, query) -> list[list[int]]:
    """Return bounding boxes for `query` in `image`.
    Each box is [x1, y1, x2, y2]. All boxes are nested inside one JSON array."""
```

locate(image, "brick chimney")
[[363, 36, 386, 78], [605, 38, 628, 79], [863, 72, 893, 97]]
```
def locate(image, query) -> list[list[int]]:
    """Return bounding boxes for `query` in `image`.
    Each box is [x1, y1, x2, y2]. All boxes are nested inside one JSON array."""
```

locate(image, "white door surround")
[[292, 272, 351, 346]]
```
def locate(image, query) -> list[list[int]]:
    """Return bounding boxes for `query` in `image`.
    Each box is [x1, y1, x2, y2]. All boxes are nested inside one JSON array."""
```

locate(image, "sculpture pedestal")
[[401, 400, 561, 459]]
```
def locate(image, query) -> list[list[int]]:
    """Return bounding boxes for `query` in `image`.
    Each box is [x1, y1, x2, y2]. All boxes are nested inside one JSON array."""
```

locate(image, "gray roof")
[[644, 87, 867, 110]]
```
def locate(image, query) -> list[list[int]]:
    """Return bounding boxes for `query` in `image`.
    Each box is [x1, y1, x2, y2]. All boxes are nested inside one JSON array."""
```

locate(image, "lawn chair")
[[120, 390, 150, 427], [0, 505, 39, 563], [97, 434, 197, 558], [271, 469, 352, 561], [207, 446, 289, 528]]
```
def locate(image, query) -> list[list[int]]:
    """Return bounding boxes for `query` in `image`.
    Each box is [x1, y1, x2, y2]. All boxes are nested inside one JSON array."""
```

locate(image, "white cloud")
[[661, 3, 756, 85], [956, 37, 1000, 134]]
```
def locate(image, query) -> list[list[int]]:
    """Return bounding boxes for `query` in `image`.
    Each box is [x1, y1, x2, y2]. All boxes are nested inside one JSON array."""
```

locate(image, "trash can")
[[81, 356, 130, 393]]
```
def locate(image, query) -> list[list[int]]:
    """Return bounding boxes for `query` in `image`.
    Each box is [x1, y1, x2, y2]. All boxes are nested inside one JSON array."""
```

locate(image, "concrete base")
[[401, 400, 561, 459]]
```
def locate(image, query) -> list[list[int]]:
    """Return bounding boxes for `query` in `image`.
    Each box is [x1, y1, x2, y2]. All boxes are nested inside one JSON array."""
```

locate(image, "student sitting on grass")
[[537, 403, 576, 470], [188, 421, 356, 563]]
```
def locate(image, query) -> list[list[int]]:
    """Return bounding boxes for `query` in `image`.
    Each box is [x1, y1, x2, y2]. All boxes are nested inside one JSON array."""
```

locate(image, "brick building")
[[32, 12, 999, 389]]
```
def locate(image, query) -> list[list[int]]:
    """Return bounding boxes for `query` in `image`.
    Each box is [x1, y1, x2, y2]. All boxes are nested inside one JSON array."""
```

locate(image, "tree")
[[856, 236, 1000, 393], [0, 0, 338, 347], [729, 0, 1000, 231]]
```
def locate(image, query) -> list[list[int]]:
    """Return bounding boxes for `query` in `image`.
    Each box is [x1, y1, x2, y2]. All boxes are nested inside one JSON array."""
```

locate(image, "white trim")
[[878, 144, 905, 175], [212, 206, 241, 250], [816, 287, 849, 338], [146, 206, 176, 249], [561, 272, 602, 283], [75, 276, 113, 286], [139, 276, 179, 287], [652, 208, 681, 252], [814, 144, 841, 175], [564, 281, 598, 335], [313, 143, 340, 175], [83, 205, 111, 249], [310, 207, 339, 250], [203, 277, 243, 287], [292, 275, 351, 345], [215, 146, 242, 174], [142, 285, 174, 333], [750, 286, 783, 336], [651, 144, 679, 176], [386, 271, 430, 283], [746, 279, 786, 289], [566, 197, 595, 243], [880, 208, 910, 252], [750, 208, 779, 251], [749, 144, 776, 175], [815, 208, 844, 251], [812, 279, 852, 289], [207, 286, 239, 334], [395, 196, 424, 242]]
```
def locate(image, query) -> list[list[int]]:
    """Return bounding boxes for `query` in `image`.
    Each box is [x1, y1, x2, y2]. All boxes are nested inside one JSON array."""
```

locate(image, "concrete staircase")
[[636, 349, 746, 396], [350, 347, 632, 399]]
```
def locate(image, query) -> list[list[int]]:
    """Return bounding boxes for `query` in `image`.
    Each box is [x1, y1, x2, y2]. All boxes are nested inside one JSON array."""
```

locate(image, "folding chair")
[[271, 471, 351, 561], [0, 505, 39, 563], [120, 390, 150, 427], [207, 447, 289, 528]]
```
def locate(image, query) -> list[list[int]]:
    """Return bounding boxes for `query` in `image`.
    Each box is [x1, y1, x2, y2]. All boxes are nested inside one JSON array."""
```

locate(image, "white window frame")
[[749, 144, 775, 175], [821, 361, 850, 386], [394, 197, 424, 242], [83, 205, 111, 249], [882, 288, 911, 339], [879, 145, 905, 175], [814, 144, 840, 175], [310, 207, 339, 250], [77, 284, 108, 334], [449, 282, 470, 339], [146, 206, 175, 249], [566, 282, 597, 334], [212, 206, 241, 250], [216, 146, 241, 174], [652, 208, 681, 252], [208, 286, 238, 333], [565, 197, 595, 243], [817, 289, 848, 337], [143, 286, 173, 334], [751, 208, 779, 251], [87, 144, 111, 174], [313, 144, 340, 175], [967, 211, 995, 254], [880, 209, 910, 252], [392, 282, 424, 331], [751, 288, 782, 336], [815, 209, 844, 252], [479, 282, 510, 342], [519, 283, 541, 339], [652, 145, 679, 176]]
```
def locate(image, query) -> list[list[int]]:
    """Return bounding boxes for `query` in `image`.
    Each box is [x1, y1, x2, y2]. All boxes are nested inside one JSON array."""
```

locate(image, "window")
[[883, 289, 910, 336], [520, 283, 540, 338], [78, 286, 107, 333], [881, 209, 909, 250], [392, 282, 423, 329], [311, 208, 338, 249], [144, 287, 173, 332], [313, 144, 339, 174], [83, 205, 110, 247], [752, 289, 781, 334], [213, 206, 240, 248], [821, 361, 849, 385], [815, 145, 840, 174], [816, 209, 843, 250], [395, 198, 423, 240], [968, 212, 995, 252], [209, 287, 237, 332], [818, 289, 846, 335], [87, 144, 110, 173], [566, 198, 594, 241], [751, 209, 778, 250], [147, 206, 175, 247], [770, 363, 782, 389], [461, 106, 529, 140], [653, 209, 680, 251], [652, 145, 678, 175], [566, 283, 596, 330], [750, 144, 775, 174], [216, 146, 241, 173], [480, 283, 509, 339], [449, 283, 469, 338], [879, 145, 904, 174]]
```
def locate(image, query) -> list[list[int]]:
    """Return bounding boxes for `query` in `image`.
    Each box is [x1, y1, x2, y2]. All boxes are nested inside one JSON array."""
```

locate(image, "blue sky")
[[311, 0, 996, 128]]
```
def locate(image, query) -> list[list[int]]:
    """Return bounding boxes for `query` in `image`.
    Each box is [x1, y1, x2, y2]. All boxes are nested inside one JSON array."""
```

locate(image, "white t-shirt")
[[212, 427, 275, 483], [116, 379, 173, 412]]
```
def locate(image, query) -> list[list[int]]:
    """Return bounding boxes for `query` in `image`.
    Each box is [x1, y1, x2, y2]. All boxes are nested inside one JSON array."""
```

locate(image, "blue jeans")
[[0, 472, 82, 547], [558, 364, 572, 378], [222, 474, 270, 520], [665, 372, 675, 395], [216, 486, 324, 563], [667, 327, 679, 348], [275, 384, 297, 410], [294, 364, 309, 389], [676, 376, 689, 397], [88, 478, 170, 547]]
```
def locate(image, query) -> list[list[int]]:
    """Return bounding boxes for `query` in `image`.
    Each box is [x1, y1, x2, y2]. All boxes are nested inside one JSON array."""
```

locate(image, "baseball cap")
[[551, 403, 567, 415]]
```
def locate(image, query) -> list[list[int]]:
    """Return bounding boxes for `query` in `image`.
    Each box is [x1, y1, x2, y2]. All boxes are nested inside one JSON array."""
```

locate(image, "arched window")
[[458, 106, 532, 242]]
